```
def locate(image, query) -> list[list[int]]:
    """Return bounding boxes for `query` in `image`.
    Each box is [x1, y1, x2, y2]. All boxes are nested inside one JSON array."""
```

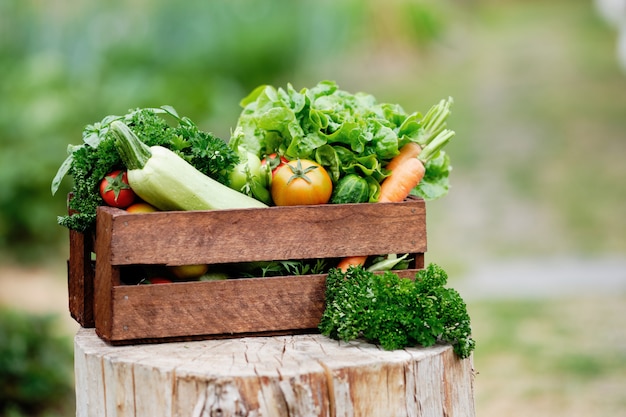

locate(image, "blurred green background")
[[1, 0, 625, 416]]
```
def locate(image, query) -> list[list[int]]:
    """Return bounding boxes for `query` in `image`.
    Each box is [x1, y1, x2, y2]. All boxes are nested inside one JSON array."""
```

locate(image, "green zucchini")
[[330, 174, 370, 204], [111, 121, 267, 211]]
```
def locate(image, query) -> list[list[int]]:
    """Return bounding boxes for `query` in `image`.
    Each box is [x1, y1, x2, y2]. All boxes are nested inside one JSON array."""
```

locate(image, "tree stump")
[[74, 328, 475, 417]]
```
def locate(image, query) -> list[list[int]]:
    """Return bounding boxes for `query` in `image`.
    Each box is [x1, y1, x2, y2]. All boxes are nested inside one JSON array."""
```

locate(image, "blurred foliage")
[[1, 0, 625, 264], [0, 0, 445, 262], [0, 308, 74, 417]]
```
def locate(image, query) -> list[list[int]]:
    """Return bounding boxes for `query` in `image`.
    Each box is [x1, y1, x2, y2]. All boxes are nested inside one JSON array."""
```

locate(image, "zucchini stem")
[[110, 121, 152, 170]]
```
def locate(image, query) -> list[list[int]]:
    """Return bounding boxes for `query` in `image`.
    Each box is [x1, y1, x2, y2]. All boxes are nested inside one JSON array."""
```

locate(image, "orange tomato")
[[271, 159, 332, 206], [126, 202, 158, 213]]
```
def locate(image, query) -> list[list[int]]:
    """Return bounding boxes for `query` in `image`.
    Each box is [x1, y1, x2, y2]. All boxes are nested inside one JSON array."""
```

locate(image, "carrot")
[[337, 255, 368, 272], [384, 142, 422, 172], [378, 157, 425, 203], [335, 148, 429, 271], [378, 128, 456, 203], [335, 106, 456, 271], [334, 158, 423, 270]]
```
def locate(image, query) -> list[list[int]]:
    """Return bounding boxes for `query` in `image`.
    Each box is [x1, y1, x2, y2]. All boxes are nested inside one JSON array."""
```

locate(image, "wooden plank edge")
[[68, 228, 95, 327], [103, 328, 323, 346]]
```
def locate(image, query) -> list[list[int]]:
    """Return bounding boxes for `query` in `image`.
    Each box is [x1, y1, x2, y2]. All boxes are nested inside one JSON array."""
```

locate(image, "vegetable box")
[[68, 196, 427, 345]]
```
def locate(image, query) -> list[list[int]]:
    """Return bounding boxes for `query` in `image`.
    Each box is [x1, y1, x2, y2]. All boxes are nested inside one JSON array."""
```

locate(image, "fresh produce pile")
[[53, 80, 455, 230], [52, 80, 474, 356]]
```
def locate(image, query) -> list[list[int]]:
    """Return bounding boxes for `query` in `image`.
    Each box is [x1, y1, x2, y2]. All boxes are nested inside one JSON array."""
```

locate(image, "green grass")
[[468, 295, 626, 416]]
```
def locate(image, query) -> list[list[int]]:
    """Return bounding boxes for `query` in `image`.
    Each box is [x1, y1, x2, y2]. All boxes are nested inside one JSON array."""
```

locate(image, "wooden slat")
[[108, 275, 325, 342], [68, 228, 95, 327], [99, 198, 427, 266], [94, 208, 120, 341]]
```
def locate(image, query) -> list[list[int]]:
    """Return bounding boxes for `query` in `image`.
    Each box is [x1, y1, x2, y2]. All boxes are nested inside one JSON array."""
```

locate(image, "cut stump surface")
[[74, 328, 475, 417]]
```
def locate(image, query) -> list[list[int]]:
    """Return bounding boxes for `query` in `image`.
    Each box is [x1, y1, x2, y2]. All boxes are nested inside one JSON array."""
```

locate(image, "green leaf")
[[159, 105, 180, 119], [314, 144, 341, 182], [411, 151, 451, 200], [169, 135, 191, 152], [50, 147, 76, 195]]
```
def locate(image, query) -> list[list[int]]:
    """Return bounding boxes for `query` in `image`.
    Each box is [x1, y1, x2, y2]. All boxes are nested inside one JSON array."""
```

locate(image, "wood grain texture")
[[99, 197, 426, 266], [67, 192, 96, 327], [108, 275, 326, 341], [68, 228, 95, 327], [95, 208, 119, 341], [74, 328, 476, 417]]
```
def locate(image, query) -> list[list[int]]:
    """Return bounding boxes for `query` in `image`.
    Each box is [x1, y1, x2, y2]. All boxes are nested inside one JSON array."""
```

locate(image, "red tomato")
[[261, 153, 289, 177], [99, 170, 136, 208], [271, 159, 333, 206], [146, 277, 172, 284]]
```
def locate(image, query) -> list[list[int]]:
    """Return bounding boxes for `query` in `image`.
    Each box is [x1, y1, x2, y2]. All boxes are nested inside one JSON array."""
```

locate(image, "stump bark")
[[74, 328, 475, 417]]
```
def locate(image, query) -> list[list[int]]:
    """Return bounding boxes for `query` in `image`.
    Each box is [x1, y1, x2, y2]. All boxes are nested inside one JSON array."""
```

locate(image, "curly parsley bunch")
[[319, 263, 475, 358]]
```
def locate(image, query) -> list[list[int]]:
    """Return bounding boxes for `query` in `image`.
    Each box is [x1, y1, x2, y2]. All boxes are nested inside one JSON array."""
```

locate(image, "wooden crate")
[[68, 196, 427, 345]]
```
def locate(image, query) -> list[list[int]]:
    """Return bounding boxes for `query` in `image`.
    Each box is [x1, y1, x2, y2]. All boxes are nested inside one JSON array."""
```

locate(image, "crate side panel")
[[103, 200, 426, 266], [108, 276, 327, 341], [68, 228, 95, 327]]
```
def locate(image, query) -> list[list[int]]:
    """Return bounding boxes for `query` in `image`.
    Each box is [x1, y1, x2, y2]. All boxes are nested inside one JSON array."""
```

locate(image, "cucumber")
[[330, 174, 370, 204], [111, 121, 267, 211]]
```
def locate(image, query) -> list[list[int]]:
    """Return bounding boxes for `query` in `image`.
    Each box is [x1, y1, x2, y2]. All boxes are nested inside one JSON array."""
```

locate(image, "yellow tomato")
[[167, 264, 209, 280]]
